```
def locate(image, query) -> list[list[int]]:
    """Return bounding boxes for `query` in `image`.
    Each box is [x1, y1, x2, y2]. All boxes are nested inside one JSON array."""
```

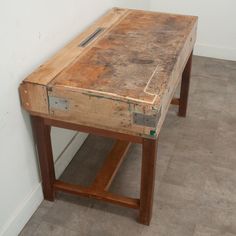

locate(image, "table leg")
[[31, 116, 55, 201], [139, 138, 158, 225], [179, 51, 193, 117]]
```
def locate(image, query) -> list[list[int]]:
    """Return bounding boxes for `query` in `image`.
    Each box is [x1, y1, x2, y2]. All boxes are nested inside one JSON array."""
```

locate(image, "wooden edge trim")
[[91, 141, 131, 191], [54, 180, 140, 209], [43, 118, 143, 143]]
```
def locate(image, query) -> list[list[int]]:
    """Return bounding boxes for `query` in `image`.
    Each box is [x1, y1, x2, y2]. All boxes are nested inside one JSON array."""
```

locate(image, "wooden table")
[[19, 8, 197, 225]]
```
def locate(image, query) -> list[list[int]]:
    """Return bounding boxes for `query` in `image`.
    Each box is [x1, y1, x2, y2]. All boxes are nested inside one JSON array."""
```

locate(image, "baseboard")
[[194, 43, 236, 61], [54, 132, 88, 178], [0, 183, 43, 236], [1, 132, 88, 236]]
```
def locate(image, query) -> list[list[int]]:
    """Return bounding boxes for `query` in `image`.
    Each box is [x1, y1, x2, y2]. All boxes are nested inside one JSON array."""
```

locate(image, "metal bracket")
[[133, 111, 161, 128], [49, 96, 69, 111]]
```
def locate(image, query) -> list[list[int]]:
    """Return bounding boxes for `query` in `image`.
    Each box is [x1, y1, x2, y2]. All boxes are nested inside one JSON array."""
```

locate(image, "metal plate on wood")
[[133, 111, 161, 128], [49, 96, 69, 111]]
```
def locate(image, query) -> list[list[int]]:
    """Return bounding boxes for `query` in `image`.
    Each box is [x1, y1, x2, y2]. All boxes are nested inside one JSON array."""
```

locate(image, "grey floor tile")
[[33, 221, 79, 236], [199, 166, 236, 208], [194, 225, 236, 236], [162, 158, 209, 193], [28, 200, 55, 224], [19, 222, 40, 236], [157, 182, 199, 204], [42, 199, 90, 232]]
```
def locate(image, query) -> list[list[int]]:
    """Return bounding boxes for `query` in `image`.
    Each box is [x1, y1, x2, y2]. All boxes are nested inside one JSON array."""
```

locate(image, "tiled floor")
[[20, 56, 236, 236]]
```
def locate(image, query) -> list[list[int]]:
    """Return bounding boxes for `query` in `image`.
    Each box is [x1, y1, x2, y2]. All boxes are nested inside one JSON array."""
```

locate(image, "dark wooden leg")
[[139, 138, 158, 225], [179, 51, 193, 117], [31, 116, 55, 201]]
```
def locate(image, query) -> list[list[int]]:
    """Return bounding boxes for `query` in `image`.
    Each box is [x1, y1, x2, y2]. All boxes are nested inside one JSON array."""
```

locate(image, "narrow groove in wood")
[[54, 180, 140, 209], [91, 140, 131, 191]]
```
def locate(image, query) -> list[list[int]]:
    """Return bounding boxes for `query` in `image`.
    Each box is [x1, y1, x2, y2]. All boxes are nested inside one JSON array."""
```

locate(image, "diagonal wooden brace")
[[91, 140, 131, 191]]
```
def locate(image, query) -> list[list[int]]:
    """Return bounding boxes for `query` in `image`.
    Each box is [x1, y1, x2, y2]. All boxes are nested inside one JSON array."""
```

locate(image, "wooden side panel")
[[47, 88, 156, 138], [25, 8, 128, 85], [19, 82, 49, 114]]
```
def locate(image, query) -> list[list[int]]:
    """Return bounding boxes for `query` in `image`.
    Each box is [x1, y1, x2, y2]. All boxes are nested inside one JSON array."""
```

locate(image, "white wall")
[[150, 0, 236, 61], [0, 1, 149, 235], [114, 0, 150, 10]]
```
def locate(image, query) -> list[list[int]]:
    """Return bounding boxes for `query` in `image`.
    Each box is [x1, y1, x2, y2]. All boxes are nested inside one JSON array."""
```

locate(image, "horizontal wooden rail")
[[91, 140, 131, 191], [54, 180, 140, 209], [44, 118, 142, 143]]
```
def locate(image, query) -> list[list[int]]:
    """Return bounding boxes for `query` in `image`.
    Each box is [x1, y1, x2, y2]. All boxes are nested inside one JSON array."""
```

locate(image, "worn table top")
[[20, 8, 197, 138], [51, 10, 196, 105]]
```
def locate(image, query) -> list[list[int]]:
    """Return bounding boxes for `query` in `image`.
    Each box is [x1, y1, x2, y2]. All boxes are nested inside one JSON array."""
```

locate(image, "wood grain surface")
[[19, 8, 197, 138]]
